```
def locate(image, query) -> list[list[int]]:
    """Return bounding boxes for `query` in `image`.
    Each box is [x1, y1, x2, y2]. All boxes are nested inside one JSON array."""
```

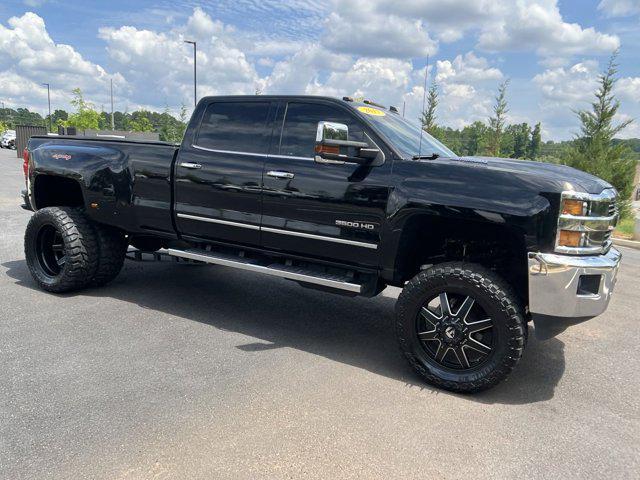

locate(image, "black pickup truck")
[[21, 95, 621, 392]]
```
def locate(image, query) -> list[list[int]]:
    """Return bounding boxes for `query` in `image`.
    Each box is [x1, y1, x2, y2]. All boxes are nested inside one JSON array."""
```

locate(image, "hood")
[[463, 156, 613, 194]]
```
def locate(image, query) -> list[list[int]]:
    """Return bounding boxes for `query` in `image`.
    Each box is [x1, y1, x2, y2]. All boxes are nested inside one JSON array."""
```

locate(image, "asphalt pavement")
[[1, 147, 638, 479]]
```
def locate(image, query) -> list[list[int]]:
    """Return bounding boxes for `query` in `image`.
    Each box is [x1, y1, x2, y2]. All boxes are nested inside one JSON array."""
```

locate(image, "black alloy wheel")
[[35, 225, 66, 277], [395, 262, 526, 393], [416, 291, 495, 370]]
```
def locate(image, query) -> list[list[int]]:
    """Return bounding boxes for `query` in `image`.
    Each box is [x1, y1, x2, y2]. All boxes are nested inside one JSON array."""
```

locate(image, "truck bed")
[[27, 135, 180, 236]]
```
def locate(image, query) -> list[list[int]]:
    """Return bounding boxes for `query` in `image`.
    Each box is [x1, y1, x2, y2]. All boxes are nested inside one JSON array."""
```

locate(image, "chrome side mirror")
[[316, 121, 349, 142], [314, 121, 379, 165]]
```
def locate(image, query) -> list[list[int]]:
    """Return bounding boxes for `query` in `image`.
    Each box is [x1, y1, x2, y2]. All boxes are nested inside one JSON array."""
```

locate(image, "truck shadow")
[[3, 259, 566, 405]]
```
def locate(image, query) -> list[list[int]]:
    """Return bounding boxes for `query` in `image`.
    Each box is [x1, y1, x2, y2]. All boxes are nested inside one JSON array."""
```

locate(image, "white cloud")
[[325, 0, 619, 61], [99, 8, 261, 108], [598, 0, 640, 17], [533, 61, 600, 105], [477, 0, 620, 57], [322, 0, 437, 58], [0, 12, 126, 110], [616, 76, 640, 104], [435, 52, 503, 84]]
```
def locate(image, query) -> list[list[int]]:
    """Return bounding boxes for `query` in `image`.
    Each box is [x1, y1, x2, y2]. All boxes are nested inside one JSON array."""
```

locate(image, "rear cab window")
[[196, 101, 273, 154]]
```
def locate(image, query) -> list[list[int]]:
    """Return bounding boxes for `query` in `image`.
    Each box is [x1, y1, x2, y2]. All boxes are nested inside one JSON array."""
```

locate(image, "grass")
[[614, 216, 637, 239]]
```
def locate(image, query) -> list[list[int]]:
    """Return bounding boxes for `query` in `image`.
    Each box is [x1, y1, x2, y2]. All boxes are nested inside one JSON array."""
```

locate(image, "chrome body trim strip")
[[191, 145, 314, 161], [268, 154, 314, 161], [560, 189, 617, 202], [167, 249, 363, 293], [191, 145, 270, 157], [176, 213, 379, 249], [261, 226, 378, 249], [176, 213, 260, 230]]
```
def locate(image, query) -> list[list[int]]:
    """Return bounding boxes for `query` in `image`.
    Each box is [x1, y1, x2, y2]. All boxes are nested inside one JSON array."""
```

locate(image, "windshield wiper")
[[412, 153, 440, 160]]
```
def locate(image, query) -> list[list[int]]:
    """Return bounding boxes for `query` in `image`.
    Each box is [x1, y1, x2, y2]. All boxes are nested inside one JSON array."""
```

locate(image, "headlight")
[[556, 189, 618, 255]]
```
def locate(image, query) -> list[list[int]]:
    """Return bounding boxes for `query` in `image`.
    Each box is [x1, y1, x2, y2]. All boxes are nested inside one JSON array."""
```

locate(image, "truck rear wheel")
[[395, 262, 526, 393], [92, 224, 127, 286], [24, 207, 99, 293]]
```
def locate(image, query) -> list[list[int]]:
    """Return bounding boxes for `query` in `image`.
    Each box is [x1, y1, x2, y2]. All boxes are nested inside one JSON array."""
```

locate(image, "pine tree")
[[561, 50, 637, 214], [528, 122, 542, 159], [487, 80, 509, 157], [421, 82, 438, 133]]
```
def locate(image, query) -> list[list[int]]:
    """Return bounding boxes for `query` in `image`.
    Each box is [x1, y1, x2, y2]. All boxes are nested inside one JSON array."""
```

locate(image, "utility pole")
[[42, 83, 51, 132], [110, 78, 115, 131], [184, 40, 197, 108]]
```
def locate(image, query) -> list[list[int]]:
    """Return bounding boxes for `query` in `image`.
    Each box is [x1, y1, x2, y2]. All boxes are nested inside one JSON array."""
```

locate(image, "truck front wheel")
[[24, 207, 99, 293], [395, 262, 526, 393]]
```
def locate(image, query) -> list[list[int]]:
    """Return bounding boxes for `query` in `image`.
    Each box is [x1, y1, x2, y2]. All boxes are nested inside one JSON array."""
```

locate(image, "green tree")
[[128, 110, 154, 132], [159, 106, 176, 142], [487, 80, 509, 157], [528, 122, 542, 159], [461, 121, 490, 156], [420, 82, 439, 134], [508, 122, 531, 159], [65, 88, 100, 131], [176, 103, 188, 141], [560, 51, 637, 212]]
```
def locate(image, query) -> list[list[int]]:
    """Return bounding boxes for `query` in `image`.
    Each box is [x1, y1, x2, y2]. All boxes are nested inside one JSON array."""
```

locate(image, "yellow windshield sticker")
[[357, 106, 386, 116]]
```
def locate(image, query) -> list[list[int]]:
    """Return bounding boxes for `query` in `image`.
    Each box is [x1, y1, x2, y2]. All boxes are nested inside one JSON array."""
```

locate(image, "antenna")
[[418, 54, 429, 157]]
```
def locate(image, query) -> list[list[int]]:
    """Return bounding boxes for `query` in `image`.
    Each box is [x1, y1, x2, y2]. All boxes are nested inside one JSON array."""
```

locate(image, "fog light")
[[578, 275, 601, 296]]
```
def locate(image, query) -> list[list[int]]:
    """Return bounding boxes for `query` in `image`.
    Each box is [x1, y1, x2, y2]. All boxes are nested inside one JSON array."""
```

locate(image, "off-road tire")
[[24, 207, 99, 293], [92, 224, 127, 286], [395, 262, 526, 393]]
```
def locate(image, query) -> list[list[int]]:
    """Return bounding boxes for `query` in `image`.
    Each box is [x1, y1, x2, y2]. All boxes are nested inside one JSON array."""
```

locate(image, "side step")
[[167, 248, 364, 293]]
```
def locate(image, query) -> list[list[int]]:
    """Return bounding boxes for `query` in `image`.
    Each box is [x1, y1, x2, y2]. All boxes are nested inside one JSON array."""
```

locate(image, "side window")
[[279, 103, 365, 157], [196, 102, 272, 153]]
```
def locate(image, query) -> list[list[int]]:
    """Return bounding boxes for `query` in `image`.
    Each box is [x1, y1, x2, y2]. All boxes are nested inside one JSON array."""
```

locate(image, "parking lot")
[[0, 146, 638, 479]]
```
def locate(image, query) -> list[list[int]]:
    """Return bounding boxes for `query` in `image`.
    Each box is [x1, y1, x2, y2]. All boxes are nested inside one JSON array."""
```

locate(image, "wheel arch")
[[385, 212, 529, 304], [32, 174, 85, 210]]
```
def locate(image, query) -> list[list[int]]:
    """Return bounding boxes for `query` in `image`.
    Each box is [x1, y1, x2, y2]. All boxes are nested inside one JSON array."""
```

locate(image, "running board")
[[167, 248, 363, 293]]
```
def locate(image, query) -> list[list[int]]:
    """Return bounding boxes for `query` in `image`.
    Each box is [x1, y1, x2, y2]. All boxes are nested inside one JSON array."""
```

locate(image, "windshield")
[[356, 107, 456, 158]]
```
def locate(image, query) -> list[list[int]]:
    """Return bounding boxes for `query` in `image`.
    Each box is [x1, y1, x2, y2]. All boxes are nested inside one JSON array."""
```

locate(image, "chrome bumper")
[[528, 248, 621, 338]]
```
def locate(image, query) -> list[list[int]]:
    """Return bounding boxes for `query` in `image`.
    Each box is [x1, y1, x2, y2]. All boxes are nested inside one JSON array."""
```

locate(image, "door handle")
[[180, 162, 202, 169], [267, 170, 295, 179]]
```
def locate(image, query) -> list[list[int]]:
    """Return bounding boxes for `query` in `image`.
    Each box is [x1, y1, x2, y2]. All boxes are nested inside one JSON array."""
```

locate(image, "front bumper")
[[527, 248, 621, 339]]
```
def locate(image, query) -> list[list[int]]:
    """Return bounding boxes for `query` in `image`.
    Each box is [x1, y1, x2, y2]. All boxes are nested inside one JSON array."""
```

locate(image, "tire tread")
[[395, 262, 526, 393]]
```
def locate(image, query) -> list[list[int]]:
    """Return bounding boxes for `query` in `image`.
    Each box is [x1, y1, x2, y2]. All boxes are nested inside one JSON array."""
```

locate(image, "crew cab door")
[[174, 99, 276, 246], [261, 101, 391, 267]]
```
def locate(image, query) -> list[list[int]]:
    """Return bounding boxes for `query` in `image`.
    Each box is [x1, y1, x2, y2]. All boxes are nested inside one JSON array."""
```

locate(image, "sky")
[[1, 0, 639, 141]]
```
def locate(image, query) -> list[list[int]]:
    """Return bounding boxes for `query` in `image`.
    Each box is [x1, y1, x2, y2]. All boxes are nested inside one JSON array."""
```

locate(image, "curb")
[[613, 238, 640, 250]]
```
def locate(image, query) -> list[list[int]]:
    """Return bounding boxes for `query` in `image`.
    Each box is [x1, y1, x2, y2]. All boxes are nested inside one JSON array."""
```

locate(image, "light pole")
[[184, 40, 197, 108], [110, 78, 115, 131], [42, 83, 51, 132]]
